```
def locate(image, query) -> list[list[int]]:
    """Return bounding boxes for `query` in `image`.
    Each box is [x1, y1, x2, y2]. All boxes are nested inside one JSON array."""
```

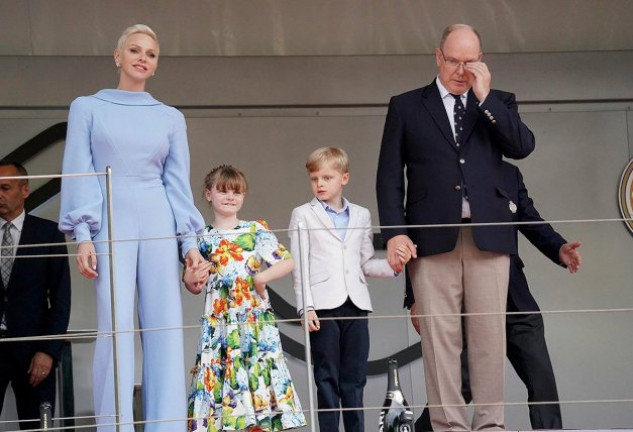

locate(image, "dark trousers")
[[310, 298, 369, 432], [0, 343, 56, 430], [416, 312, 561, 431]]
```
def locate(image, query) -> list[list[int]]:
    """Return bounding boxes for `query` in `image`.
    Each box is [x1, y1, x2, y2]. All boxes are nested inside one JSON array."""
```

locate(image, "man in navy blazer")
[[0, 161, 71, 430], [406, 161, 582, 431], [376, 24, 536, 430]]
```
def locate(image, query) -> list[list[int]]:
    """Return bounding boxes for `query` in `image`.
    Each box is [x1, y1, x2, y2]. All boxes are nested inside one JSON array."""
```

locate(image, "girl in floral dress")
[[184, 165, 306, 432]]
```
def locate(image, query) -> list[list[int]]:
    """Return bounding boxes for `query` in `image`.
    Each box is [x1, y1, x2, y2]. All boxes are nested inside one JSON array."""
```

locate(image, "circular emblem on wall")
[[618, 158, 633, 235]]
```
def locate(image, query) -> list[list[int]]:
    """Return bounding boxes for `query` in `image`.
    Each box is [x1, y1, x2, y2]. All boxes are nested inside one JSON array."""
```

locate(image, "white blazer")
[[288, 197, 394, 315]]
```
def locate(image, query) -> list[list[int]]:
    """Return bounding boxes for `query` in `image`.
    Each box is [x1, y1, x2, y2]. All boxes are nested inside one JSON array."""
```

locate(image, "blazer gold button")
[[459, 158, 465, 164], [455, 185, 462, 191]]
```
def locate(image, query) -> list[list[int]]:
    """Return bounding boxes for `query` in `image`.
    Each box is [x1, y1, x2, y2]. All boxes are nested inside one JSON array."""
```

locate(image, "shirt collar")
[[436, 76, 468, 104], [1, 210, 25, 232], [319, 197, 350, 215]]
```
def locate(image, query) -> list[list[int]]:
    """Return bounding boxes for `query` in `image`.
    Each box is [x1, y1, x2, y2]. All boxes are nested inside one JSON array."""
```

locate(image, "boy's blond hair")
[[305, 147, 349, 173]]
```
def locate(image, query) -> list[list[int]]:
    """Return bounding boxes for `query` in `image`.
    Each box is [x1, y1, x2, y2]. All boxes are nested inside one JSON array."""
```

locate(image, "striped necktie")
[[1, 222, 14, 287]]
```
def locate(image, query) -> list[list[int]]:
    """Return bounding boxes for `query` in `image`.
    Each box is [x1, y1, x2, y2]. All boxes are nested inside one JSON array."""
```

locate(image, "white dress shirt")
[[436, 77, 472, 219], [1, 210, 25, 259]]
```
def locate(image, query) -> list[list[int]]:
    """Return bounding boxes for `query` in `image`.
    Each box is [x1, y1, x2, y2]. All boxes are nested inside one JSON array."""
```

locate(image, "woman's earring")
[[115, 62, 120, 68]]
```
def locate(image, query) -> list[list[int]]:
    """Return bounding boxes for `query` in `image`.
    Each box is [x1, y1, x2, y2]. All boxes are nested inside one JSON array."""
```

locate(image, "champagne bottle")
[[378, 358, 414, 432], [39, 401, 52, 430]]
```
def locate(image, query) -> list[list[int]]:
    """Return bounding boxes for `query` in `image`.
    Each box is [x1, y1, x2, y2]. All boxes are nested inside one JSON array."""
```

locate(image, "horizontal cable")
[[4, 216, 633, 256]]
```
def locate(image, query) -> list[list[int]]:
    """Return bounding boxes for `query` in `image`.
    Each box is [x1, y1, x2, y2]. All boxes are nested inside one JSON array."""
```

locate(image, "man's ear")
[[21, 183, 30, 200]]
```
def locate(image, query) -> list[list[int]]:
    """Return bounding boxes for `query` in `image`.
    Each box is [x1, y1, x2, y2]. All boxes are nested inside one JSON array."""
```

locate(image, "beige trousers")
[[409, 227, 509, 431]]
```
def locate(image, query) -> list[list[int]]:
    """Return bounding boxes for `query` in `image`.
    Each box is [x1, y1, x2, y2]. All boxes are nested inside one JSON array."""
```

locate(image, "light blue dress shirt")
[[319, 197, 350, 240]]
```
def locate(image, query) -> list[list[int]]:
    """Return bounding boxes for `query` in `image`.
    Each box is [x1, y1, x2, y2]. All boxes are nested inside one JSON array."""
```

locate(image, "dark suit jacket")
[[376, 80, 535, 256], [404, 162, 566, 312], [1, 214, 71, 362], [503, 162, 566, 311]]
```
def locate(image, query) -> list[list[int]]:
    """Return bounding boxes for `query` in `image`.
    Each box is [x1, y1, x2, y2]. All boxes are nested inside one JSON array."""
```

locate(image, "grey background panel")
[[2, 0, 633, 56], [3, 52, 633, 107], [3, 102, 632, 430], [1, 1, 633, 429]]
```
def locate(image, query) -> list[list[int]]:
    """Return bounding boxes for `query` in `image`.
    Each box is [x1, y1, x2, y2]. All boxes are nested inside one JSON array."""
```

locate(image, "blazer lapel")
[[309, 198, 341, 242], [421, 81, 458, 149]]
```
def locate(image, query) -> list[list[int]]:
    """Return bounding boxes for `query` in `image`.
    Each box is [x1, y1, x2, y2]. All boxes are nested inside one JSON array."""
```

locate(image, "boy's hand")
[[301, 310, 320, 332], [386, 235, 417, 272], [183, 259, 212, 295], [395, 243, 414, 265]]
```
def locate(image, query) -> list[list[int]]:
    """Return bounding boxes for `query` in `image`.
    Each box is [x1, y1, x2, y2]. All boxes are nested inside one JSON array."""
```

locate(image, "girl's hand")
[[183, 259, 212, 295], [252, 274, 268, 298], [76, 241, 98, 279]]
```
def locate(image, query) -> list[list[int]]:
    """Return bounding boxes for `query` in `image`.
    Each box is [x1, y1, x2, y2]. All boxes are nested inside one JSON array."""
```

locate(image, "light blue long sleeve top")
[[58, 89, 204, 255]]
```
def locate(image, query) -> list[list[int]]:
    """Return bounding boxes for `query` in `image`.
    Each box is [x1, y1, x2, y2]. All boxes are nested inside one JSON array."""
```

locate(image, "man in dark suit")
[[376, 24, 536, 430], [406, 161, 582, 431], [0, 161, 71, 430]]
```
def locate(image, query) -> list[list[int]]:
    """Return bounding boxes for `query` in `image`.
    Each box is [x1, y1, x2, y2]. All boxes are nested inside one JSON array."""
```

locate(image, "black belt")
[[461, 218, 471, 223]]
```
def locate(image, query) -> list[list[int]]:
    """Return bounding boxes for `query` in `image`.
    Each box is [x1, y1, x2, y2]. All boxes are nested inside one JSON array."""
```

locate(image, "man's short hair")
[[440, 23, 482, 51], [0, 160, 28, 185]]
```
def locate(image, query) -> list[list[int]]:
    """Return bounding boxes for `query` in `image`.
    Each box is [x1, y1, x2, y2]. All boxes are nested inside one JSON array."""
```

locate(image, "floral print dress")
[[187, 220, 306, 432]]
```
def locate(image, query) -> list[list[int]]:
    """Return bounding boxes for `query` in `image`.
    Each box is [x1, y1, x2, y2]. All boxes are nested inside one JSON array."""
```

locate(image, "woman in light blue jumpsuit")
[[59, 25, 205, 432]]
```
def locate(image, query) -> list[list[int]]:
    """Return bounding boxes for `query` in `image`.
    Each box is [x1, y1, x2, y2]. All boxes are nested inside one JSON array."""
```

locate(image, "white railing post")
[[105, 166, 122, 432], [297, 222, 317, 432]]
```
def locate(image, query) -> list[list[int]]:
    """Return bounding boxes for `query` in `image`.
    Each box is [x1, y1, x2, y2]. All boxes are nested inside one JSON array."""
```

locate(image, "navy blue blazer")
[[1, 214, 71, 361], [376, 80, 535, 256], [404, 162, 566, 312]]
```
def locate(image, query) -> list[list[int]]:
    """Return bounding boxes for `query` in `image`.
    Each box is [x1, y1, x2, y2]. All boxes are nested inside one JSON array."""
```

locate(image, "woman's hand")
[[183, 258, 211, 295], [185, 247, 205, 268], [76, 241, 98, 279]]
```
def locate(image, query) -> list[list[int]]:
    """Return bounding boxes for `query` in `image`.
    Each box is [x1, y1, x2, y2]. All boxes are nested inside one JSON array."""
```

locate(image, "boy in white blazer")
[[289, 147, 410, 432]]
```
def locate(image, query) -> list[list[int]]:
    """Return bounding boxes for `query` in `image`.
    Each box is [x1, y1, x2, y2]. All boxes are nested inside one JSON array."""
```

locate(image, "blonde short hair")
[[203, 165, 248, 195], [305, 147, 349, 173], [116, 24, 159, 54]]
